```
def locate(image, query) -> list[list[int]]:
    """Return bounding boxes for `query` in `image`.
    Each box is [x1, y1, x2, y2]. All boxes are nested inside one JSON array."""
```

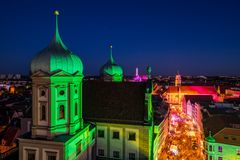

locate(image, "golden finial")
[[54, 10, 60, 16]]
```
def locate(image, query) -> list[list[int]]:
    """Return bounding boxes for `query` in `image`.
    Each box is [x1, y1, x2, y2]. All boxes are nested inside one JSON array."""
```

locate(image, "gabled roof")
[[83, 81, 147, 125], [213, 128, 240, 146], [203, 115, 240, 136]]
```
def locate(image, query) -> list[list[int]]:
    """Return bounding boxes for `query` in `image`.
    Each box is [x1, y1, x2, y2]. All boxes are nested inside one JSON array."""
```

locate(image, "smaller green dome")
[[100, 45, 123, 78], [206, 131, 216, 143]]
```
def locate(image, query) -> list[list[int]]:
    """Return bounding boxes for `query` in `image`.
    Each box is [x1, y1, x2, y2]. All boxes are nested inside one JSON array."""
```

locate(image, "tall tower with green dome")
[[30, 10, 84, 138], [100, 45, 123, 82], [19, 11, 96, 160]]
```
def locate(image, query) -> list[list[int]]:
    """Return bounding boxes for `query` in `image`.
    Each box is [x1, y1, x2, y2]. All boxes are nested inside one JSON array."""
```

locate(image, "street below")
[[158, 104, 205, 160]]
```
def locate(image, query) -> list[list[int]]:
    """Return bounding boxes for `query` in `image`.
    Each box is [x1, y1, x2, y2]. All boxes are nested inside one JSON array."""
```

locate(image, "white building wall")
[[109, 127, 123, 159], [96, 125, 108, 157], [125, 128, 139, 160]]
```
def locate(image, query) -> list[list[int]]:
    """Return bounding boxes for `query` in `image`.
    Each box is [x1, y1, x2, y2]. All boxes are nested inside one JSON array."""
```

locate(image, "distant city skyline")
[[1, 0, 240, 76]]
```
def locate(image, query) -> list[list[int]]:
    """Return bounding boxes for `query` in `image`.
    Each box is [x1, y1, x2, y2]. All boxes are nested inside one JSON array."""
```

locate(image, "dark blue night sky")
[[1, 0, 240, 76]]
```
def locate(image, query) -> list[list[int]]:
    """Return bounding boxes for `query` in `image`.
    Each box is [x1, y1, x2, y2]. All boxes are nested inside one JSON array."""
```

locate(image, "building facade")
[[18, 11, 95, 160], [205, 128, 240, 160], [83, 76, 168, 160]]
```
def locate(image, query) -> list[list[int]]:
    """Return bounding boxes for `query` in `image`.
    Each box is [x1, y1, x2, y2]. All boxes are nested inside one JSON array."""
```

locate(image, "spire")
[[136, 67, 139, 76], [51, 10, 67, 49], [206, 130, 216, 143], [54, 10, 60, 36], [109, 44, 114, 63], [147, 65, 151, 79]]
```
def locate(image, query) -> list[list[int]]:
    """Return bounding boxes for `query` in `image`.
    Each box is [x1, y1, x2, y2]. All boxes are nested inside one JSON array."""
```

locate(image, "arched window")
[[41, 90, 46, 97], [39, 88, 46, 97], [60, 105, 64, 119], [41, 105, 46, 120], [75, 103, 78, 116]]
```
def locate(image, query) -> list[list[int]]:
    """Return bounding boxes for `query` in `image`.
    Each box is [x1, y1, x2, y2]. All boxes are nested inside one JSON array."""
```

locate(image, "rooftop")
[[213, 128, 240, 146], [166, 86, 218, 95], [83, 81, 148, 125]]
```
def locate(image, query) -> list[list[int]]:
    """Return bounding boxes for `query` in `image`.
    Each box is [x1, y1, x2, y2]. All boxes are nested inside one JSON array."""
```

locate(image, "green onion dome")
[[206, 131, 216, 143], [100, 45, 123, 77], [31, 11, 83, 75]]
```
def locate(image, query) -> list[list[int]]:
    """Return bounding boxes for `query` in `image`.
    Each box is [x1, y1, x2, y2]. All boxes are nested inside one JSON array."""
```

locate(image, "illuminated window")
[[113, 131, 119, 139], [113, 151, 120, 158], [128, 132, 136, 141], [218, 146, 222, 152], [218, 157, 222, 160], [59, 90, 65, 95], [98, 130, 104, 138], [129, 153, 135, 160], [98, 149, 104, 156], [41, 105, 46, 120], [59, 105, 64, 119], [75, 103, 78, 116]]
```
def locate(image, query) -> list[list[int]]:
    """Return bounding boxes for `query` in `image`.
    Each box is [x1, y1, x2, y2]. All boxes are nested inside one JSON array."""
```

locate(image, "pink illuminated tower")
[[133, 67, 142, 82]]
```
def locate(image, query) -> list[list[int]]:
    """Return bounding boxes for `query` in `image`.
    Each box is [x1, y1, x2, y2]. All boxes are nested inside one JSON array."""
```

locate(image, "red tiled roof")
[[166, 86, 217, 95], [203, 115, 240, 136], [214, 128, 240, 146]]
